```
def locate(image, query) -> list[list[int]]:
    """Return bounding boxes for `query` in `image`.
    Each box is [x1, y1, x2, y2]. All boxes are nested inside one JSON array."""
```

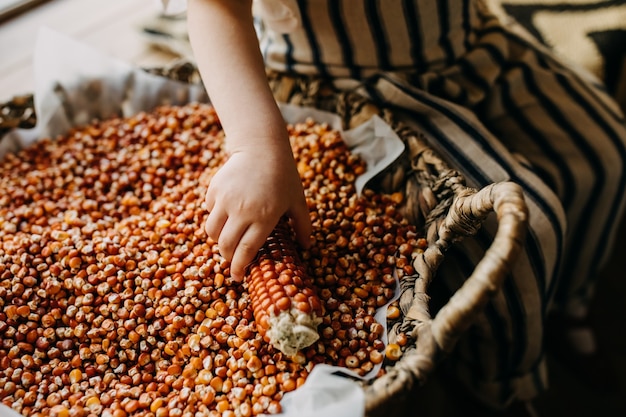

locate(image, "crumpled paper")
[[0, 26, 208, 158], [277, 103, 405, 196], [274, 268, 400, 417], [0, 405, 22, 417], [1, 27, 407, 417], [277, 365, 365, 417]]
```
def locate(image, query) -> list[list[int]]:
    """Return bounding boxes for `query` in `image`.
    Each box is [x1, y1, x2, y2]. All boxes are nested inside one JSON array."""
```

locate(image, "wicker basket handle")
[[428, 181, 528, 350], [365, 181, 528, 416]]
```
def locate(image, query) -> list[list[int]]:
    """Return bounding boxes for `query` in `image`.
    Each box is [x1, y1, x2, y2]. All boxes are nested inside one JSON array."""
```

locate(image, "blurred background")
[[0, 0, 179, 101]]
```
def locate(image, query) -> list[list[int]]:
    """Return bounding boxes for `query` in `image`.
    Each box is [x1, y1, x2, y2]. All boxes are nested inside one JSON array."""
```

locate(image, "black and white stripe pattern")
[[255, 0, 626, 409], [259, 0, 479, 76]]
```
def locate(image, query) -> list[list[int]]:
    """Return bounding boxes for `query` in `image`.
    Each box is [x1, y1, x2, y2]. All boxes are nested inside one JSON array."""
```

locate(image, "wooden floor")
[[1, 1, 626, 416]]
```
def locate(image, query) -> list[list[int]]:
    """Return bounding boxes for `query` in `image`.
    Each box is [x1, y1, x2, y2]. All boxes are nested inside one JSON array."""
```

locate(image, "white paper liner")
[[273, 271, 401, 417], [1, 27, 408, 417], [0, 27, 209, 159], [0, 405, 23, 417], [158, 0, 188, 16], [278, 103, 405, 196]]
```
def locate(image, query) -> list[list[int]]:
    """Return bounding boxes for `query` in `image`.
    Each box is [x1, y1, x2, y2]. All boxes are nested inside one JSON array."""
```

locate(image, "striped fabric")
[[256, 0, 626, 409], [258, 0, 479, 78], [487, 0, 626, 109]]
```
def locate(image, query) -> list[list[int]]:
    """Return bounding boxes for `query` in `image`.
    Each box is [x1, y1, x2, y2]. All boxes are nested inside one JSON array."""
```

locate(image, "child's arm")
[[187, 0, 311, 281]]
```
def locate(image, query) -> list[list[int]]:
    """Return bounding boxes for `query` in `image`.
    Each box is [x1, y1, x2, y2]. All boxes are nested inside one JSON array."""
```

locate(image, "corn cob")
[[247, 217, 323, 356]]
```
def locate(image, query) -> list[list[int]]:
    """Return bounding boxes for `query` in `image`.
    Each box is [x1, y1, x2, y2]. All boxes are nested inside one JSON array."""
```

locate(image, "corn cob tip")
[[247, 217, 323, 356], [266, 309, 322, 356]]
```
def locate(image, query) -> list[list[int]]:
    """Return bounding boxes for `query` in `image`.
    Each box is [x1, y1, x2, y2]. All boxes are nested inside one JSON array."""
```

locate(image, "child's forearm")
[[187, 0, 288, 151]]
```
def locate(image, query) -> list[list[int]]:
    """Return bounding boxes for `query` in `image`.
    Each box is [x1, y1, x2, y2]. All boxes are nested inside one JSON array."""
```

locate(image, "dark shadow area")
[[398, 216, 626, 417]]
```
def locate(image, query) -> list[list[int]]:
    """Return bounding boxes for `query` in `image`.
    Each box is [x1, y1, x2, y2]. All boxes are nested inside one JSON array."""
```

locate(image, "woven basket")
[[0, 94, 36, 138], [0, 62, 529, 416], [265, 70, 529, 416]]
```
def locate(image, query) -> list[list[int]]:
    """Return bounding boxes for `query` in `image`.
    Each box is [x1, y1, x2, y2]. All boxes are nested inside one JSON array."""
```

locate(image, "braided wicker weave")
[[0, 94, 36, 138], [0, 62, 529, 416]]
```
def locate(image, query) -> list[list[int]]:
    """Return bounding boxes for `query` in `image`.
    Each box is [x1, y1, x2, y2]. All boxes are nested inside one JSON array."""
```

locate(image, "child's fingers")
[[204, 207, 228, 243], [215, 216, 248, 264], [204, 184, 216, 212], [290, 199, 312, 249], [229, 223, 269, 282]]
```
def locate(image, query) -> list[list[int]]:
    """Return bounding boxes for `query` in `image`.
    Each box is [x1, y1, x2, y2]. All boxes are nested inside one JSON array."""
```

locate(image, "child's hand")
[[187, 0, 309, 282], [203, 142, 311, 282]]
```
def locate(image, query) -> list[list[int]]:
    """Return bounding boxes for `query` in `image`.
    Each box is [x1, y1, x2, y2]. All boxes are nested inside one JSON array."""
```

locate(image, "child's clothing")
[[254, 0, 626, 409]]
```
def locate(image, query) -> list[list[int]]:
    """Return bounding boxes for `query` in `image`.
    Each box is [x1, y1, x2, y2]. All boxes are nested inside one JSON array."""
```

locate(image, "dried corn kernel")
[[385, 343, 403, 361], [0, 103, 424, 416], [247, 217, 323, 355]]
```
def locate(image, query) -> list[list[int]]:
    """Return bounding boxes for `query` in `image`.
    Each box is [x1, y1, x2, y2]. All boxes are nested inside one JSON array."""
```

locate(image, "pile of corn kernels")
[[0, 103, 425, 417]]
